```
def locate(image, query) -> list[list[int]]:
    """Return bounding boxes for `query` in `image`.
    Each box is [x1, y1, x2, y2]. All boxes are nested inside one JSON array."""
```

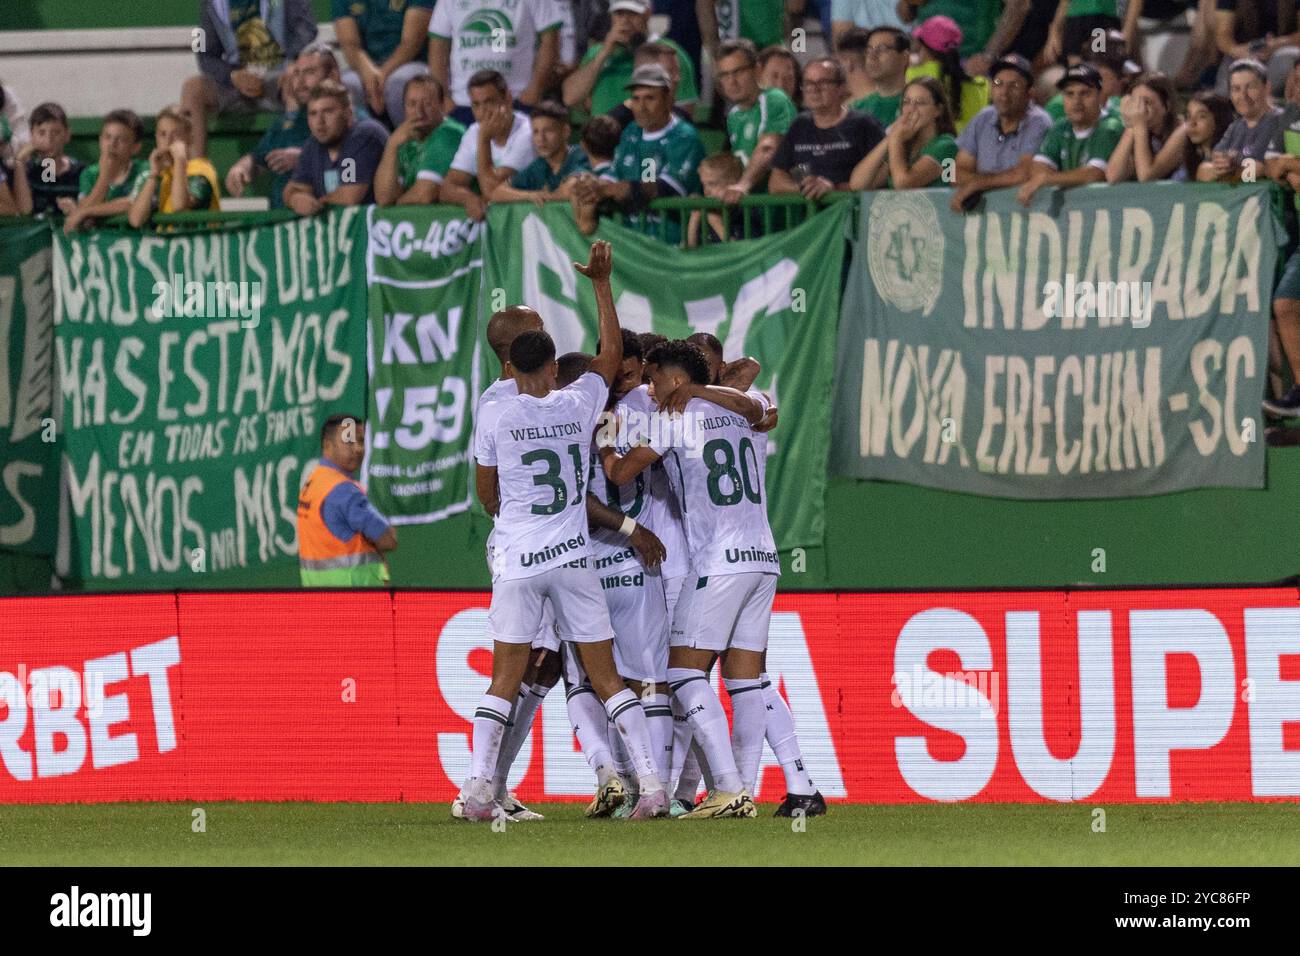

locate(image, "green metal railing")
[[637, 191, 856, 247]]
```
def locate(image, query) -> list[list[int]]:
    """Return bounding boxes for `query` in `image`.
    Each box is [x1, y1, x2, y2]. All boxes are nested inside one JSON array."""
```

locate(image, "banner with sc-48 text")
[[52, 209, 368, 586], [832, 183, 1281, 498], [482, 202, 850, 550], [363, 205, 483, 523], [1, 221, 58, 558]]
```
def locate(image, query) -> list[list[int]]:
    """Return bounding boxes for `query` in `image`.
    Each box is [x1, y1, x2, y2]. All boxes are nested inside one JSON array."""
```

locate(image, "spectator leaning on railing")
[[440, 70, 538, 221], [717, 39, 796, 202], [1179, 90, 1235, 181], [490, 99, 591, 204], [568, 113, 622, 233], [64, 110, 149, 235], [182, 0, 318, 157], [851, 26, 910, 127], [430, 0, 564, 126], [1106, 72, 1184, 182], [127, 106, 221, 227], [284, 79, 390, 214], [687, 153, 746, 246], [572, 63, 704, 242], [374, 75, 466, 205], [335, 0, 434, 125], [1199, 59, 1281, 182], [849, 75, 958, 188], [950, 54, 1051, 212], [226, 44, 340, 209], [1018, 63, 1124, 205], [769, 58, 885, 199], [10, 102, 83, 218]]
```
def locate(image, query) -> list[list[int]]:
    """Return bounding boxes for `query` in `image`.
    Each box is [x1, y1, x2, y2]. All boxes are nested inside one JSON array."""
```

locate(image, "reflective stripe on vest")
[[296, 463, 389, 587]]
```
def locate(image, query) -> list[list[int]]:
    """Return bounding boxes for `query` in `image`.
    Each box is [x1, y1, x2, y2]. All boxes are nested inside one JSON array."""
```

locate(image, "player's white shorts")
[[663, 573, 688, 630], [670, 571, 777, 653], [487, 563, 613, 645], [604, 567, 669, 684], [532, 600, 560, 652]]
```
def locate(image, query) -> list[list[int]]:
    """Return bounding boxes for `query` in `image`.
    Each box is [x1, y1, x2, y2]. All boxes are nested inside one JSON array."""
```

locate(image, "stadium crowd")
[[1, 0, 1300, 411]]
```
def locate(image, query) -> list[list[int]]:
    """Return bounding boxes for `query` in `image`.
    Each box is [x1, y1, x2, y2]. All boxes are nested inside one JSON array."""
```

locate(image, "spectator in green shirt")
[[850, 76, 959, 188], [335, 0, 434, 125], [851, 27, 910, 127], [717, 38, 797, 201], [1019, 63, 1124, 205], [491, 100, 591, 204], [374, 74, 462, 205], [562, 0, 698, 117], [64, 109, 148, 235]]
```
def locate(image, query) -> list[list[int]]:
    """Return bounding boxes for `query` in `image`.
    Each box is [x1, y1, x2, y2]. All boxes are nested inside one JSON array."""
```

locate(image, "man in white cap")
[[562, 0, 698, 116]]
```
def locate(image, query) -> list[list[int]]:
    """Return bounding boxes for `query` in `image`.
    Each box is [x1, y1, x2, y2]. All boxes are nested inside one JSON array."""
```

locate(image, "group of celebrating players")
[[453, 239, 827, 820]]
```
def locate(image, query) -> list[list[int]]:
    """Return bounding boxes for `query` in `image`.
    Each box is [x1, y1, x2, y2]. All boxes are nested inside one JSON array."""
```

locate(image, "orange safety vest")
[[296, 462, 389, 586]]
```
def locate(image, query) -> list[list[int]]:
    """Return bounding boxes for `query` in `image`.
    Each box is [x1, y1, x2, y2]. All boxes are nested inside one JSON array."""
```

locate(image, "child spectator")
[[687, 153, 745, 246], [850, 76, 959, 189], [127, 106, 221, 227], [10, 102, 84, 217], [569, 114, 621, 233], [491, 100, 590, 204], [64, 110, 149, 234], [908, 16, 989, 132], [1181, 91, 1235, 182]]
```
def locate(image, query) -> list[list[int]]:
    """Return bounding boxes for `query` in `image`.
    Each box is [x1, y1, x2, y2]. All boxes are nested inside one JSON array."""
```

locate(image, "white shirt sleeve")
[[475, 403, 500, 466], [450, 124, 479, 176], [428, 0, 453, 37]]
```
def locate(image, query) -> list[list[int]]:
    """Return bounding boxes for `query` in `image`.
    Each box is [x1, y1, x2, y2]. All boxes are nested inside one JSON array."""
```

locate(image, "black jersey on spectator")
[[771, 109, 885, 187], [290, 118, 389, 202]]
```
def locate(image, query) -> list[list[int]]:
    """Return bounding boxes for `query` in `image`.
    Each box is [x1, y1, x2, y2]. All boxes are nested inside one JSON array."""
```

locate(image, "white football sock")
[[675, 743, 704, 803], [668, 667, 742, 793], [668, 696, 693, 789], [492, 684, 547, 799], [608, 715, 636, 793], [690, 738, 715, 793], [468, 694, 513, 802], [762, 673, 816, 794], [645, 693, 674, 787], [724, 677, 766, 795], [604, 689, 664, 795], [566, 682, 616, 786]]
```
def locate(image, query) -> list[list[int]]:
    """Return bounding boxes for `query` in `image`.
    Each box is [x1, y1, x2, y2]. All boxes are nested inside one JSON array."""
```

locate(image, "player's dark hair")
[[468, 69, 509, 97], [103, 108, 144, 143], [599, 328, 644, 362], [581, 114, 622, 159], [637, 331, 668, 353], [556, 351, 593, 387], [646, 340, 710, 386], [31, 102, 69, 129], [530, 99, 570, 126], [321, 413, 363, 446], [686, 331, 722, 359], [510, 330, 557, 373]]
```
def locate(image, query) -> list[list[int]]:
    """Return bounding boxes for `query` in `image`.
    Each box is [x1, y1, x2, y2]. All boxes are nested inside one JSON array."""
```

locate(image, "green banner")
[[363, 205, 483, 522], [483, 202, 849, 550], [52, 208, 369, 585], [1, 221, 58, 557], [832, 183, 1280, 498]]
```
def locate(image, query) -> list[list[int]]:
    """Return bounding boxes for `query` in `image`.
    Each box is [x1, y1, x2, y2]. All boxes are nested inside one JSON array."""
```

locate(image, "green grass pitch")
[[3, 802, 1299, 866]]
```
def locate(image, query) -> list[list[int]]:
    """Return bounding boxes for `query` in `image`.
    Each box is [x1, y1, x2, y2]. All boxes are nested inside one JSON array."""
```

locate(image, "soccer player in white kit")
[[600, 339, 778, 818], [465, 241, 669, 822], [683, 332, 826, 818]]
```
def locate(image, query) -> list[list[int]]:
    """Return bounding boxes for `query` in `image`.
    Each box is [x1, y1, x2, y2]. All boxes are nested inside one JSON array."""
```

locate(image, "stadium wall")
[[1, 587, 1298, 804]]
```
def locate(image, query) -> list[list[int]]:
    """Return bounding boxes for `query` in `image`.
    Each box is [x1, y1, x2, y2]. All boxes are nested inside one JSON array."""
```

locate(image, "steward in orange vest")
[[297, 414, 397, 586]]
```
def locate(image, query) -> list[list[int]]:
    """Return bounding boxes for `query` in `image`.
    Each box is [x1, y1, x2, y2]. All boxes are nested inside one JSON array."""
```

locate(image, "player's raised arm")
[[576, 241, 623, 386]]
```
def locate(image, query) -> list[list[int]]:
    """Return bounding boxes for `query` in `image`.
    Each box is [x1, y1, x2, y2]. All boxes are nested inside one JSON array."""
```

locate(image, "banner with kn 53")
[[831, 182, 1281, 498]]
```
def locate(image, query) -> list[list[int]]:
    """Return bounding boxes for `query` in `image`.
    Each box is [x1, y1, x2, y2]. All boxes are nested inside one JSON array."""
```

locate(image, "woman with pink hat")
[[906, 16, 990, 132]]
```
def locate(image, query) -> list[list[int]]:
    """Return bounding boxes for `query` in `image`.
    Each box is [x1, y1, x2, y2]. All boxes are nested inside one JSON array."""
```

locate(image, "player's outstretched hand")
[[573, 239, 612, 281], [630, 525, 666, 568]]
